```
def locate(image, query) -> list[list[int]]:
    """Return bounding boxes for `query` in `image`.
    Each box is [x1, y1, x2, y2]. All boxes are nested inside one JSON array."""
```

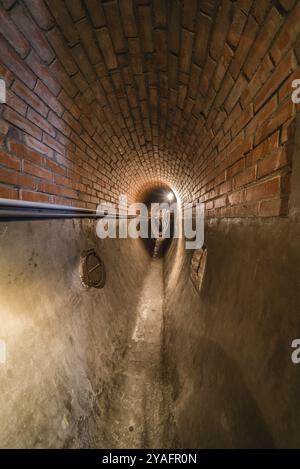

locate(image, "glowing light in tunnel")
[[166, 192, 174, 201]]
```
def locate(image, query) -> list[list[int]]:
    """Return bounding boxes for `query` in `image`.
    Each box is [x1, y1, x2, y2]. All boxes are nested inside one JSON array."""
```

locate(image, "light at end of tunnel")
[[167, 192, 174, 201]]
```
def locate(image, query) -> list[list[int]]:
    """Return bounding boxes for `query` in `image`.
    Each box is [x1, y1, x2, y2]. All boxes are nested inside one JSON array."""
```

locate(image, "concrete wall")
[[0, 219, 150, 448], [163, 115, 300, 448], [164, 218, 300, 448]]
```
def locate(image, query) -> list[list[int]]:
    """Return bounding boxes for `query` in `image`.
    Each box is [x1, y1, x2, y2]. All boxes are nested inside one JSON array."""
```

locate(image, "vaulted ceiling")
[[0, 0, 298, 213]]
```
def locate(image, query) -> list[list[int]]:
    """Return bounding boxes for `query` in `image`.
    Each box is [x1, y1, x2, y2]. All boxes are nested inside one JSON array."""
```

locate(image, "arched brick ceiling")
[[0, 0, 298, 215]]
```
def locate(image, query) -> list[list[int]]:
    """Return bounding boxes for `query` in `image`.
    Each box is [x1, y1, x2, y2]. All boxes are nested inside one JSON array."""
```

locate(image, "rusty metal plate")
[[80, 248, 106, 289], [190, 245, 207, 294]]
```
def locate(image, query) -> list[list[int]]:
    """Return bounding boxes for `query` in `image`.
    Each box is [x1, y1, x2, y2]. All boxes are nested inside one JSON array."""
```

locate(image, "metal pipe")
[[0, 198, 135, 222]]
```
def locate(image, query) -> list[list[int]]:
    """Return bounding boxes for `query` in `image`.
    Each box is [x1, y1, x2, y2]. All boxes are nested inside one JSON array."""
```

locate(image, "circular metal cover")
[[80, 248, 105, 289]]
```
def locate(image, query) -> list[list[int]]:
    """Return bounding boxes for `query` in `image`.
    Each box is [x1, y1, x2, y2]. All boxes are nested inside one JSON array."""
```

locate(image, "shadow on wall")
[[163, 236, 275, 448], [163, 214, 300, 448], [171, 336, 274, 449]]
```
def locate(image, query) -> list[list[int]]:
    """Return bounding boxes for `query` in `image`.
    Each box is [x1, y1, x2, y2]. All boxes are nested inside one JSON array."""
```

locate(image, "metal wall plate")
[[190, 245, 207, 294], [79, 248, 106, 289]]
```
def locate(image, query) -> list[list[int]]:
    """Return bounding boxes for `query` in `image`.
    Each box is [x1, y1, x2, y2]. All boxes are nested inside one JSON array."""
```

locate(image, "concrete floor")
[[103, 240, 175, 448]]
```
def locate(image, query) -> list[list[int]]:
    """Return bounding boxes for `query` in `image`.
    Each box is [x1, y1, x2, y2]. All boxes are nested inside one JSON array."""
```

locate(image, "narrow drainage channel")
[[103, 239, 174, 448]]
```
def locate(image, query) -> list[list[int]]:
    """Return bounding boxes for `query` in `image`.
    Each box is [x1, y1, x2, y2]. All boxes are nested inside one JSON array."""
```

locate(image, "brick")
[[213, 47, 232, 92], [45, 0, 78, 46], [23, 161, 52, 181], [103, 2, 125, 54], [234, 166, 256, 189], [10, 4, 54, 63], [39, 180, 77, 199], [20, 189, 51, 203], [42, 133, 65, 155], [245, 95, 277, 138], [244, 8, 283, 80], [12, 80, 48, 117], [54, 174, 70, 186], [0, 0, 296, 218], [0, 167, 37, 189], [223, 103, 242, 135], [257, 146, 290, 179], [6, 89, 27, 116], [8, 141, 45, 165], [153, 0, 167, 28], [65, 0, 85, 21], [181, 0, 196, 30], [0, 5, 29, 57], [3, 108, 42, 140], [0, 184, 18, 199], [194, 13, 212, 67], [34, 80, 64, 116], [0, 149, 21, 171], [270, 1, 300, 64], [240, 55, 274, 109], [47, 28, 78, 75], [255, 99, 295, 145], [48, 59, 77, 97], [97, 28, 118, 70], [24, 136, 54, 159], [138, 5, 154, 53], [210, 0, 233, 61], [281, 118, 295, 144], [228, 189, 244, 206], [24, 0, 54, 29], [246, 131, 279, 166], [245, 177, 281, 202], [85, 0, 106, 28], [254, 50, 297, 112], [0, 63, 14, 88], [259, 197, 288, 217], [75, 18, 102, 65], [27, 108, 56, 137], [200, 57, 216, 96], [169, 0, 181, 54], [26, 50, 61, 97], [229, 16, 258, 80], [71, 44, 96, 84], [232, 103, 253, 137], [180, 29, 194, 75], [0, 35, 36, 89], [224, 74, 247, 114], [45, 159, 67, 176], [0, 120, 9, 136], [214, 73, 234, 109], [48, 111, 71, 137], [226, 158, 245, 179], [218, 179, 232, 195], [63, 110, 82, 135], [227, 6, 247, 49], [214, 194, 227, 208]]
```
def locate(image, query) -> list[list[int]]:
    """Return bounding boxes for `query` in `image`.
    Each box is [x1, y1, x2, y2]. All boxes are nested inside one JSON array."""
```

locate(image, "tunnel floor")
[[103, 241, 175, 448]]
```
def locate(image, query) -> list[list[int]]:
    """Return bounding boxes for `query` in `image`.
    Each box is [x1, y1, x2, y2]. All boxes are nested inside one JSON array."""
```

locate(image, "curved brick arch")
[[0, 0, 298, 216]]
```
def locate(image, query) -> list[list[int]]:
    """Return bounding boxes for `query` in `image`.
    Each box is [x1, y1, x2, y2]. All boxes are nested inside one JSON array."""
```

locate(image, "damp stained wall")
[[162, 115, 300, 449], [0, 218, 150, 448]]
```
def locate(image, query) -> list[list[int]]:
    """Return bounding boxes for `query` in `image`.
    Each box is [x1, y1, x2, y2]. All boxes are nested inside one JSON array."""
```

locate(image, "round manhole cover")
[[80, 249, 106, 289]]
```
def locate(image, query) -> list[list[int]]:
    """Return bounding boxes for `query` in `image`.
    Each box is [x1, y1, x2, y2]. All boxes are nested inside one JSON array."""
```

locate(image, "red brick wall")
[[0, 0, 299, 215]]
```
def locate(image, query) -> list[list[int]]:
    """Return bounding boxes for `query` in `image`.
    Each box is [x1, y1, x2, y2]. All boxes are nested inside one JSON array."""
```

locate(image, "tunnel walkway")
[[103, 240, 175, 448]]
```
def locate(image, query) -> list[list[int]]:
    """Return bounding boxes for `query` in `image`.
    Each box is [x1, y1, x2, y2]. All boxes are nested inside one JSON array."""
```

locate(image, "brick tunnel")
[[0, 0, 300, 450]]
